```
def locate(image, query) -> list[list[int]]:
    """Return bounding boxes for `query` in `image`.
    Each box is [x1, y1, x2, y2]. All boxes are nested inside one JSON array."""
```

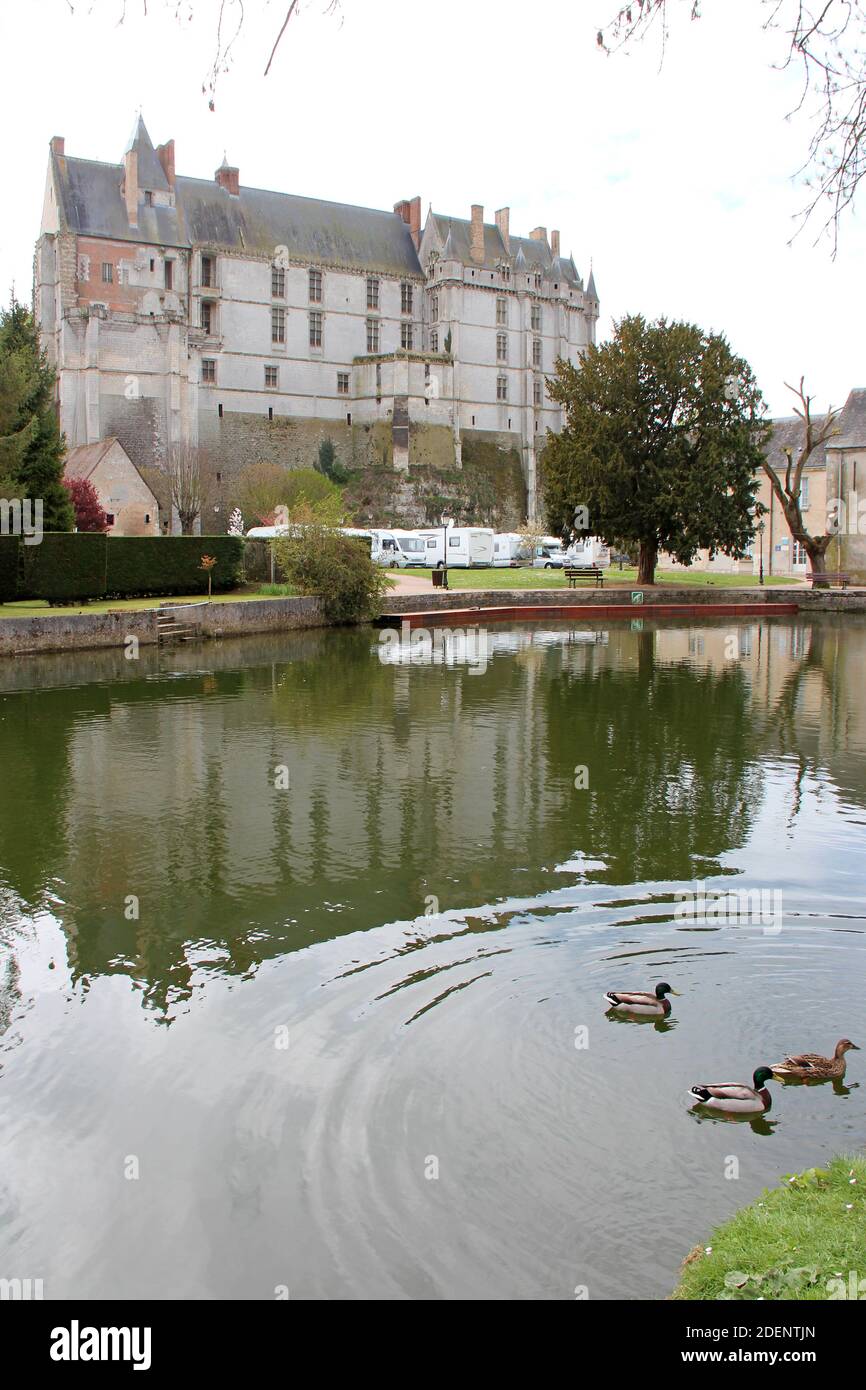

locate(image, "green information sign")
[[631, 590, 644, 605]]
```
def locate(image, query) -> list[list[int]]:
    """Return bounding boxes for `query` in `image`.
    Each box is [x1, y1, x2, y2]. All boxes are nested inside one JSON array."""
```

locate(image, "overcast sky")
[[2, 0, 862, 415]]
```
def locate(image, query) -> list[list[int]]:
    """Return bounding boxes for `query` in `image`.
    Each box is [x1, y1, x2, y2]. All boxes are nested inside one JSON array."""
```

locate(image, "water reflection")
[[1, 616, 865, 1020]]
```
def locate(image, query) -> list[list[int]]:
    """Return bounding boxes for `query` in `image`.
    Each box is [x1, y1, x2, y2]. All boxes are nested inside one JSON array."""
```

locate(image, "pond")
[[1, 613, 865, 1299]]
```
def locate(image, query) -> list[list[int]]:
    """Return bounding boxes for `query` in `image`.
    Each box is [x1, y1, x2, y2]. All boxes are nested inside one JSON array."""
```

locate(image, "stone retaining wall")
[[2, 585, 865, 656]]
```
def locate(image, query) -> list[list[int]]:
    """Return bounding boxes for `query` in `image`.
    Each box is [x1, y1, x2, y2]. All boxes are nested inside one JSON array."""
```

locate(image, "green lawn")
[[672, 1155, 866, 1300], [408, 566, 797, 590], [0, 585, 296, 619]]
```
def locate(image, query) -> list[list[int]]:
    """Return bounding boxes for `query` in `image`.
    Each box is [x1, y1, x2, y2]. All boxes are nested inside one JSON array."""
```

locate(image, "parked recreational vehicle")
[[370, 530, 429, 568], [565, 536, 610, 568], [418, 527, 495, 568], [492, 533, 529, 567], [531, 537, 567, 568]]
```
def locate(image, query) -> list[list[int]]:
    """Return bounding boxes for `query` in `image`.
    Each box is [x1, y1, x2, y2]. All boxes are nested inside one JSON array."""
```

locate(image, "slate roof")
[[430, 212, 582, 284], [765, 390, 866, 470], [51, 120, 423, 276], [833, 388, 866, 447]]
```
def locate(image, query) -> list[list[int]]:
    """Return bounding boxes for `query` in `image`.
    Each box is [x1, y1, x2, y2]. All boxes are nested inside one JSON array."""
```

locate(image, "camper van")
[[492, 533, 529, 567], [565, 536, 610, 568], [418, 527, 495, 568], [370, 530, 430, 568], [531, 537, 567, 568]]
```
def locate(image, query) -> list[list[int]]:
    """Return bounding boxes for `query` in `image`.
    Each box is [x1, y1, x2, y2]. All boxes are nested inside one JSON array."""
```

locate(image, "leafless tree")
[[161, 441, 212, 534], [760, 376, 840, 574], [597, 1, 866, 253]]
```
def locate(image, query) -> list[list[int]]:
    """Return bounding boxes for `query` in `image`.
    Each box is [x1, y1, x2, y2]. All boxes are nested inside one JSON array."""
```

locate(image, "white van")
[[492, 533, 529, 567], [371, 529, 429, 568], [419, 527, 495, 568]]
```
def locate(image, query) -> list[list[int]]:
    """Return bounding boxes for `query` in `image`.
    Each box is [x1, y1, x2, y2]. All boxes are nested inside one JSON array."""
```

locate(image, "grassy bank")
[[672, 1155, 866, 1300], [0, 584, 296, 619], [413, 567, 797, 590]]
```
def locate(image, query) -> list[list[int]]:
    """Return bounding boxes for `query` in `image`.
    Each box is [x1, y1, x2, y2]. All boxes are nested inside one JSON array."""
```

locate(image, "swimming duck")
[[604, 982, 680, 1017], [770, 1039, 859, 1081], [689, 1068, 776, 1114]]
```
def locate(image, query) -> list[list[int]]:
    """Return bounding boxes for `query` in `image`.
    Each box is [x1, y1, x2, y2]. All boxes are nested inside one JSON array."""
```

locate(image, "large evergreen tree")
[[0, 294, 73, 531], [544, 315, 769, 583]]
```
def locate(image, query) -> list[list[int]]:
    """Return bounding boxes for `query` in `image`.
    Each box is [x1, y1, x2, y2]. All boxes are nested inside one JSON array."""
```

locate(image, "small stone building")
[[64, 438, 160, 536]]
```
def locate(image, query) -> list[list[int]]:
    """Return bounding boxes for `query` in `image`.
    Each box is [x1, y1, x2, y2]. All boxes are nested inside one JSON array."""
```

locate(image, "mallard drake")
[[689, 1067, 776, 1114], [770, 1039, 859, 1081], [604, 982, 680, 1017]]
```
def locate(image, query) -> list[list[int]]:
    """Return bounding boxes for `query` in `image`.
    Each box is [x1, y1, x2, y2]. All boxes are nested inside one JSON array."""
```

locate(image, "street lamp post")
[[440, 515, 453, 589], [758, 519, 765, 586]]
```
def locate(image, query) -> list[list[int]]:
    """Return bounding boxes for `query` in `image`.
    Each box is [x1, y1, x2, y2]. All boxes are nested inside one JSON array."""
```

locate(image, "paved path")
[[384, 571, 435, 596]]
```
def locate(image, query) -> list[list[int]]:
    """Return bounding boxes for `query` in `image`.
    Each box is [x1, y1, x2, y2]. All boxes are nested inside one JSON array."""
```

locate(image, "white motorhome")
[[565, 536, 611, 568], [418, 527, 495, 568], [492, 533, 529, 567], [370, 529, 429, 568], [531, 537, 567, 568]]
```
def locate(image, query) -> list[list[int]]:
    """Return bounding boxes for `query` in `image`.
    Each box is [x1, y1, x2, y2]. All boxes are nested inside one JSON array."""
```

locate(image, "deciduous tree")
[[64, 475, 110, 532], [761, 376, 840, 575]]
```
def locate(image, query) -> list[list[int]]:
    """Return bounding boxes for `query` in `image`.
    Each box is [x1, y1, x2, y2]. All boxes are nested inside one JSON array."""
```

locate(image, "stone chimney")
[[50, 136, 65, 157], [551, 229, 560, 257], [530, 226, 548, 244], [470, 204, 485, 263], [215, 156, 240, 196], [495, 207, 510, 254], [123, 148, 139, 227], [394, 196, 422, 250], [157, 139, 176, 190]]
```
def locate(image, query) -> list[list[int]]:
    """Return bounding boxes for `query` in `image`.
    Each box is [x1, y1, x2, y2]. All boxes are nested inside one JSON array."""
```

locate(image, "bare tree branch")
[[759, 377, 841, 573], [597, 1, 866, 253]]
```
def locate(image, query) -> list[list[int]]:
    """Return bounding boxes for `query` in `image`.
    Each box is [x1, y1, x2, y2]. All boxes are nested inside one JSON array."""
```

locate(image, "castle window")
[[431, 291, 439, 320], [496, 298, 507, 326], [149, 258, 155, 272], [144, 191, 153, 206], [202, 359, 216, 383], [431, 330, 438, 353], [496, 375, 508, 402], [366, 318, 380, 352], [271, 306, 286, 343], [101, 263, 113, 284], [272, 265, 285, 297], [401, 322, 413, 350], [201, 301, 215, 334], [366, 276, 379, 310], [105, 513, 115, 526], [401, 282, 413, 315], [309, 311, 323, 348], [77, 255, 90, 282], [337, 372, 350, 395], [531, 304, 541, 332], [533, 378, 542, 407], [164, 260, 173, 290], [201, 256, 214, 288], [532, 337, 542, 367], [496, 332, 507, 363], [309, 269, 322, 303], [265, 365, 279, 388]]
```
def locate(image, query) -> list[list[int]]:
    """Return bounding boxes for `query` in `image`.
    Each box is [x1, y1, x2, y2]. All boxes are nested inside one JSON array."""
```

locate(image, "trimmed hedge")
[[0, 536, 21, 603], [3, 534, 245, 603], [21, 533, 108, 602], [105, 536, 245, 597]]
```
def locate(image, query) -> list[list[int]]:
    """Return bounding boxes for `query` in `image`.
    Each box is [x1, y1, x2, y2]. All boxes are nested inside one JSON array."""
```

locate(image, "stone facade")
[[34, 119, 596, 527]]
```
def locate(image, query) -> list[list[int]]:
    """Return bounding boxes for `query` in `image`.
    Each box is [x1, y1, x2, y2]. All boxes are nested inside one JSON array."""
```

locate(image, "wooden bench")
[[564, 566, 605, 589], [808, 572, 851, 589]]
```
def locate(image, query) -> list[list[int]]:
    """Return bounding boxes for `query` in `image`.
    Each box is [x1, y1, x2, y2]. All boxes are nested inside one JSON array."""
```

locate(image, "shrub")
[[105, 535, 245, 597], [274, 525, 388, 623], [21, 532, 107, 602], [0, 536, 20, 602]]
